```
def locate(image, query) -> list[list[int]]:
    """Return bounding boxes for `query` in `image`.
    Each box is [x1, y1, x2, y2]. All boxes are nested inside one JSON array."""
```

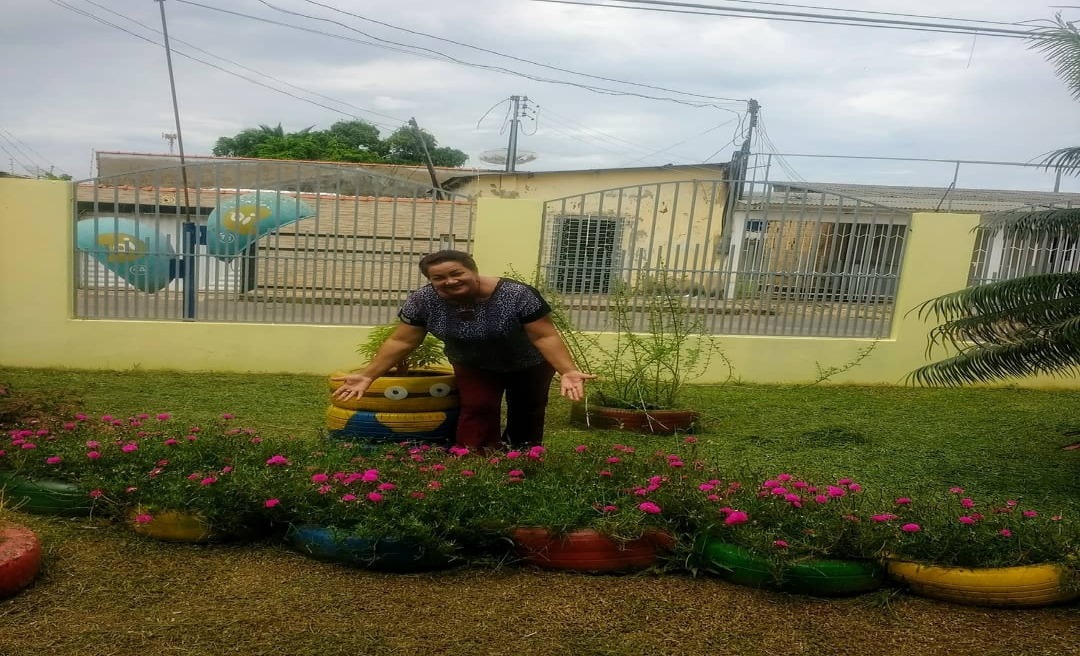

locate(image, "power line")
[[77, 0, 404, 129], [532, 0, 1036, 39], [0, 128, 62, 174], [177, 0, 743, 110], [0, 140, 35, 176], [617, 119, 738, 166], [45, 0, 406, 129], [0, 130, 47, 175], [294, 0, 747, 104]]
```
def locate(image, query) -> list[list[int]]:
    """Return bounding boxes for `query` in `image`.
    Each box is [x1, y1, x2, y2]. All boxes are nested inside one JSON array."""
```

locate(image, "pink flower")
[[791, 481, 809, 490], [999, 528, 1013, 537], [770, 487, 788, 495], [163, 438, 179, 446], [598, 470, 613, 477], [448, 446, 470, 456], [783, 493, 801, 503], [706, 494, 720, 502], [187, 473, 201, 480], [826, 485, 847, 498], [311, 473, 329, 483], [341, 494, 357, 502], [85, 440, 100, 449], [100, 415, 113, 422], [200, 477, 217, 486], [900, 523, 921, 533], [156, 413, 171, 421], [848, 483, 862, 493], [601, 505, 618, 513], [1023, 510, 1038, 518], [960, 497, 975, 509], [221, 466, 233, 474], [249, 437, 262, 444], [773, 540, 789, 548], [410, 492, 426, 499], [21, 443, 36, 450], [1006, 500, 1018, 507], [699, 483, 715, 492], [871, 514, 897, 522], [507, 470, 524, 478], [506, 450, 522, 459], [377, 483, 396, 491], [367, 492, 384, 503], [317, 485, 332, 495], [134, 514, 154, 524], [683, 436, 698, 444], [724, 511, 749, 526], [265, 455, 290, 466], [814, 495, 829, 504], [264, 498, 280, 508], [895, 497, 912, 505], [121, 443, 138, 453], [574, 444, 588, 453], [949, 487, 964, 494], [62, 422, 77, 431], [958, 516, 976, 525], [86, 451, 101, 460], [606, 457, 621, 464], [431, 464, 446, 473], [638, 502, 662, 514], [427, 481, 442, 490], [360, 469, 379, 482], [187, 434, 199, 442], [45, 456, 61, 465], [668, 460, 684, 468], [74, 413, 88, 421], [837, 478, 853, 485], [125, 486, 138, 493], [528, 446, 546, 459], [461, 470, 475, 477], [221, 413, 236, 420], [89, 489, 103, 498]]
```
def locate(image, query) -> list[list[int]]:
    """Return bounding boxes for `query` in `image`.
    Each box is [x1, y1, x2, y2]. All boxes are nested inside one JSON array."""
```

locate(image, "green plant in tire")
[[356, 324, 446, 375]]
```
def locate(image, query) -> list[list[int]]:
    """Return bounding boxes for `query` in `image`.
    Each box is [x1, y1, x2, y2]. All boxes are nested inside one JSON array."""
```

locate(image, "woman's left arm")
[[523, 316, 596, 401]]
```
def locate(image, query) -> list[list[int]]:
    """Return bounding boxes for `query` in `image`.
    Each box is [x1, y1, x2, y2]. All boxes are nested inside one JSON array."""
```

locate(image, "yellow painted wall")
[[2, 179, 1077, 388]]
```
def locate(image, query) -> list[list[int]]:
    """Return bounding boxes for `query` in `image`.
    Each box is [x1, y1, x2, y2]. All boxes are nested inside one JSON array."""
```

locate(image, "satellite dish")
[[478, 148, 538, 166]]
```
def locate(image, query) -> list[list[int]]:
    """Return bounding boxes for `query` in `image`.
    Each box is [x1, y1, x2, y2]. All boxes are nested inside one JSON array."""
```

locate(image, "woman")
[[332, 250, 594, 450]]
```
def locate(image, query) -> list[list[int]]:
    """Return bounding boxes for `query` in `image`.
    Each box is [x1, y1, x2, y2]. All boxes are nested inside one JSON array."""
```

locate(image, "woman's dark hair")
[[418, 250, 478, 277]]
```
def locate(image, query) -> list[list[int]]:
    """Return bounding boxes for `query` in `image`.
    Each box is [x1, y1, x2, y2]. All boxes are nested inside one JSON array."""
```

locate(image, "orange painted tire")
[[130, 508, 216, 543], [328, 369, 458, 412], [0, 522, 42, 598], [569, 403, 698, 435], [886, 559, 1080, 608], [511, 528, 671, 573]]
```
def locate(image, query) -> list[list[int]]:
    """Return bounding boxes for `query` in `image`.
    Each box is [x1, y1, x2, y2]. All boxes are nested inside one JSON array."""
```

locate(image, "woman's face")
[[425, 260, 480, 302]]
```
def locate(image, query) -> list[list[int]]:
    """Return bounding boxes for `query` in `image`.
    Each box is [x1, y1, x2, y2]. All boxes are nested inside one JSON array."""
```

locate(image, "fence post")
[[471, 198, 545, 279]]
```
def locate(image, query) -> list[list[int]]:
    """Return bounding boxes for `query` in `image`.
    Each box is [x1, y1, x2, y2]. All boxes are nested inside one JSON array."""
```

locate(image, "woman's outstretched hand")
[[559, 370, 597, 402], [330, 373, 376, 402]]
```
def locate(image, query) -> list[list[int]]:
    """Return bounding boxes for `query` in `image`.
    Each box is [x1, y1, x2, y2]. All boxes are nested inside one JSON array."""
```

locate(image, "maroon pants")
[[451, 361, 556, 450]]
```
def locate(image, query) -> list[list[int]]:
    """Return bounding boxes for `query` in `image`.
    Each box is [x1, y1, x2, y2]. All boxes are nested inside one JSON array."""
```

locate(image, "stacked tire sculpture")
[[326, 368, 459, 446]]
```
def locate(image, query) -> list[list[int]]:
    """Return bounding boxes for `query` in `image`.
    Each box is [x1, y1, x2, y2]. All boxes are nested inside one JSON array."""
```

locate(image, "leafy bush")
[[356, 324, 446, 374]]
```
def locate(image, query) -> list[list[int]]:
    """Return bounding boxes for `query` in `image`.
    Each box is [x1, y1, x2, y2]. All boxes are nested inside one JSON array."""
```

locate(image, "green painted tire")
[[0, 472, 93, 517], [699, 538, 883, 597]]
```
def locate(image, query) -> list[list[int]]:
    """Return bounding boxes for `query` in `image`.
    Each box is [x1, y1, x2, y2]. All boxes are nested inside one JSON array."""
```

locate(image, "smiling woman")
[[331, 250, 595, 451]]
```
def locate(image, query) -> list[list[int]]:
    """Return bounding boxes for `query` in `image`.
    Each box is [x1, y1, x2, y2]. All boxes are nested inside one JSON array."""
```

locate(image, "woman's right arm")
[[331, 323, 428, 401]]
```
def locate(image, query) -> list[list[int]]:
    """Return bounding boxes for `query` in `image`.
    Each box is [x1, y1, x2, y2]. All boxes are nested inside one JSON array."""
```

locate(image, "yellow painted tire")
[[130, 508, 216, 543], [326, 405, 458, 443], [886, 559, 1080, 608], [328, 369, 458, 412]]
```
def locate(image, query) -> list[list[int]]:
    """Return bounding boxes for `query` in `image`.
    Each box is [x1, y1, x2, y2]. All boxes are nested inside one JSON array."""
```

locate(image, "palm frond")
[[915, 272, 1080, 322], [1038, 146, 1080, 177], [980, 208, 1080, 240], [1029, 15, 1080, 102]]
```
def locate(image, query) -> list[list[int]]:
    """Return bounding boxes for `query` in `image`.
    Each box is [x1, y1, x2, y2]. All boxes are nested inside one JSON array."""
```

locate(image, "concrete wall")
[[2, 178, 1076, 388]]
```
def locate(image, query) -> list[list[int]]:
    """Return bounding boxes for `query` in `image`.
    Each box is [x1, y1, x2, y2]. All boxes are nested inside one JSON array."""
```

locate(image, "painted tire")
[[326, 406, 458, 444], [0, 472, 93, 517], [512, 528, 672, 573], [699, 539, 884, 597], [285, 525, 458, 573], [886, 559, 1080, 608], [569, 403, 699, 435], [0, 522, 42, 598], [328, 369, 459, 412], [130, 508, 216, 543]]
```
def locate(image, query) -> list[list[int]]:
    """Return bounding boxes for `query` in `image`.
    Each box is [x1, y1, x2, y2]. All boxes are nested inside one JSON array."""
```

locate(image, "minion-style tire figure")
[[326, 368, 459, 445]]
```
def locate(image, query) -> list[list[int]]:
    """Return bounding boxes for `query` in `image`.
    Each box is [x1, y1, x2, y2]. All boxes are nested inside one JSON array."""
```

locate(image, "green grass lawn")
[[1, 367, 1078, 656]]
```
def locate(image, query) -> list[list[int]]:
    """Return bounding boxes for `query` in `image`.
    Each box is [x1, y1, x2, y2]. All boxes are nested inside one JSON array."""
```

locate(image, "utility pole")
[[734, 98, 759, 200], [408, 117, 443, 199], [716, 98, 761, 299], [505, 95, 528, 173]]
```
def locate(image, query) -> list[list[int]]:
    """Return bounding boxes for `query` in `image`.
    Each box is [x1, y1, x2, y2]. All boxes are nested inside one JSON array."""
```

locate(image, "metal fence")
[[540, 178, 910, 338], [73, 160, 474, 325], [968, 205, 1080, 286]]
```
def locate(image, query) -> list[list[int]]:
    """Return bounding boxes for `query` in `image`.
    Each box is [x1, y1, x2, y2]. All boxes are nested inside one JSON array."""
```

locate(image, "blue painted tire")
[[325, 406, 457, 444], [285, 525, 459, 572], [699, 538, 884, 597], [0, 472, 93, 517]]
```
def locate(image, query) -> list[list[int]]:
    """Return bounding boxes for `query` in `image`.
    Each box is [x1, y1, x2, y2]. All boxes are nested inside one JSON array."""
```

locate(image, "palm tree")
[[909, 15, 1080, 386]]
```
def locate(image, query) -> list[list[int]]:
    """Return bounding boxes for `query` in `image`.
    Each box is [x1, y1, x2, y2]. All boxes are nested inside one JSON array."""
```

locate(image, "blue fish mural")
[[76, 217, 178, 293], [205, 192, 316, 261]]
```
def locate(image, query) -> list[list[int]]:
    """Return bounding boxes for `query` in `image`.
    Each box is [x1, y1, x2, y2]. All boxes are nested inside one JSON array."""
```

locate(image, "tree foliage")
[[212, 120, 468, 167], [910, 15, 1080, 386]]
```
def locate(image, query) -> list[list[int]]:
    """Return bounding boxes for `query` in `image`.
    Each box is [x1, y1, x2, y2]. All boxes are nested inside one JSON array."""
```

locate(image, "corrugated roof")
[[758, 182, 1080, 213]]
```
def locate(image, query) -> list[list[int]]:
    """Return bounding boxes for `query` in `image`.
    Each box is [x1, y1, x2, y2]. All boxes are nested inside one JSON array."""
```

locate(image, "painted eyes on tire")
[[429, 383, 451, 397], [384, 386, 409, 400]]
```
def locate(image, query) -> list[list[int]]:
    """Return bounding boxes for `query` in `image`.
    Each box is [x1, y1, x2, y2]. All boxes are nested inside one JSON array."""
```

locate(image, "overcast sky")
[[3, 0, 1080, 191]]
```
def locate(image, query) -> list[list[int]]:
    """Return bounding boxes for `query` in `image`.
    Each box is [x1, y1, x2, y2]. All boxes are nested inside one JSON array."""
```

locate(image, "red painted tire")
[[569, 403, 699, 435], [0, 522, 42, 598], [512, 528, 671, 573]]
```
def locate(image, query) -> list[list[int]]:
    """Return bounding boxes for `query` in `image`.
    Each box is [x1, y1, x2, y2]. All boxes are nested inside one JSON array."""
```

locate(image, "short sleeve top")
[[398, 278, 552, 372]]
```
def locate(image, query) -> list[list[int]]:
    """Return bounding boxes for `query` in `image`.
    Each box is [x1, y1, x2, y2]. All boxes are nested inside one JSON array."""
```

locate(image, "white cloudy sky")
[[3, 0, 1080, 190]]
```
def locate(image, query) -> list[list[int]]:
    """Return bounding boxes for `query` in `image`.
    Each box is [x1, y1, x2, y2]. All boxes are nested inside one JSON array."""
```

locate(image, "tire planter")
[[285, 525, 458, 573], [885, 559, 1080, 608], [0, 471, 93, 517], [511, 528, 673, 573], [0, 522, 42, 598], [699, 538, 884, 597], [130, 508, 217, 543], [328, 369, 458, 412], [326, 406, 459, 444], [569, 403, 699, 435]]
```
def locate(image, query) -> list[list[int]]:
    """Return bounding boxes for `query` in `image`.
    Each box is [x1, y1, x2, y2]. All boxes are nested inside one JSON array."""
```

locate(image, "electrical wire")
[[694, 0, 1031, 26], [0, 128, 63, 175], [617, 119, 738, 166], [0, 140, 35, 176], [294, 0, 747, 103], [78, 0, 405, 129], [177, 0, 743, 110], [0, 130, 48, 175], [533, 0, 1035, 39]]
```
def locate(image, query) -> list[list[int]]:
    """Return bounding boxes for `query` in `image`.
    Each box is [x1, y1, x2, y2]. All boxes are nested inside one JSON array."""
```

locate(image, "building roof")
[[756, 182, 1080, 214]]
